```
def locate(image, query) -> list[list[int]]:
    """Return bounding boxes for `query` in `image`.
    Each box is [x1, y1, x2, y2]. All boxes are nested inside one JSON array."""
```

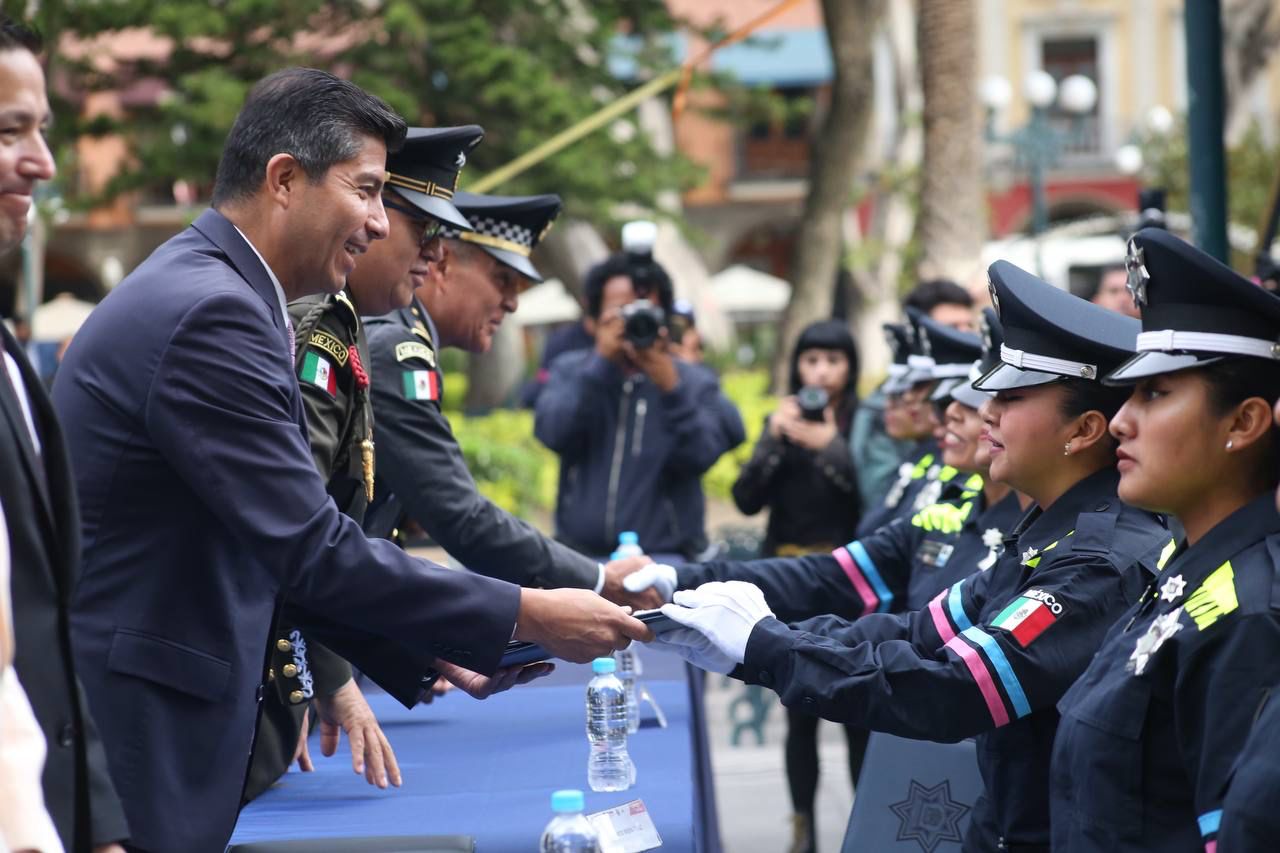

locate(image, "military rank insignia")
[[403, 369, 440, 401], [299, 351, 337, 396]]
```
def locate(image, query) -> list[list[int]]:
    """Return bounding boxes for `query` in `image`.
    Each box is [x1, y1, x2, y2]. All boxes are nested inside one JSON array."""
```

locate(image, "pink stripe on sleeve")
[[1205, 843, 1216, 853], [944, 635, 1010, 728], [929, 592, 957, 644], [832, 546, 879, 614]]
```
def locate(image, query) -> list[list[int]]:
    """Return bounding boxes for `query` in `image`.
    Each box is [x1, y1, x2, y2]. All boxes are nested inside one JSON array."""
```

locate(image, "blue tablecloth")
[[230, 651, 717, 853]]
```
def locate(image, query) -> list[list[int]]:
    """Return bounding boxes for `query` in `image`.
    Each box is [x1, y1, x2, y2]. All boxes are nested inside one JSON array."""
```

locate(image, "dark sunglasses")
[[383, 196, 445, 245]]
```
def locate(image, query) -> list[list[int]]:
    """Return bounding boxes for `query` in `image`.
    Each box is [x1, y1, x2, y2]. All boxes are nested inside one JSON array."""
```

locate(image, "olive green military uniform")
[[243, 289, 376, 802]]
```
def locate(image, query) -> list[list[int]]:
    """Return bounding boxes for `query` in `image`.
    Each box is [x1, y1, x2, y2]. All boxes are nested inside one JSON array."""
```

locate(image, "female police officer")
[[650, 260, 1170, 853], [624, 307, 1023, 623], [1049, 228, 1280, 852]]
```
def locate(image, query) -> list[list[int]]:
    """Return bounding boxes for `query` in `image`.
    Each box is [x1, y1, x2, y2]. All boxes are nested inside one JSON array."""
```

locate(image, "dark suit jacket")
[[0, 323, 129, 852], [52, 209, 521, 853]]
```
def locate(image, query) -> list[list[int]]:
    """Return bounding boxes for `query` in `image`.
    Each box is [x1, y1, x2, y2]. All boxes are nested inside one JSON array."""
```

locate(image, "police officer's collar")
[[974, 260, 1139, 391], [1148, 493, 1280, 599], [1011, 466, 1120, 546], [1105, 228, 1280, 384]]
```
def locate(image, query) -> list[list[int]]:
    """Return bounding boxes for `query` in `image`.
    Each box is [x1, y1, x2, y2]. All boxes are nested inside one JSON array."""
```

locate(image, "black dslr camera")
[[621, 299, 665, 349], [619, 220, 667, 349], [796, 386, 830, 422]]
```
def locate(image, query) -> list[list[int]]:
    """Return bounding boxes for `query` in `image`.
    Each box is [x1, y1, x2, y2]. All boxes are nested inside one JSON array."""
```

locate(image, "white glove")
[[659, 581, 775, 667], [623, 563, 679, 603], [653, 627, 738, 675]]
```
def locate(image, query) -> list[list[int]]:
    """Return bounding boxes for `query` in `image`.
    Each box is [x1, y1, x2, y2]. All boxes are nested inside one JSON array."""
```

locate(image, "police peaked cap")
[[1105, 228, 1280, 383], [882, 322, 913, 394], [916, 313, 982, 401], [439, 191, 562, 283], [935, 307, 1004, 410], [973, 260, 1139, 391], [385, 125, 484, 231]]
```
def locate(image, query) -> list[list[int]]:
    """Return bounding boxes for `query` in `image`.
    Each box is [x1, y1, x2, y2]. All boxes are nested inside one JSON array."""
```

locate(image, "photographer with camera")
[[534, 223, 743, 561], [728, 319, 863, 853]]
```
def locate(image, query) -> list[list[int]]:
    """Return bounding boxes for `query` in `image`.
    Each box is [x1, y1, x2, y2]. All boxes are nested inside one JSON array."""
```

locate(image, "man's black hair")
[[903, 279, 973, 314], [0, 15, 41, 53], [212, 68, 407, 207], [583, 252, 675, 318]]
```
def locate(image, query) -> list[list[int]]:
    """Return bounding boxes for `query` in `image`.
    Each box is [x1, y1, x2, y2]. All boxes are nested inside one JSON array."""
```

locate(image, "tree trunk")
[[915, 0, 984, 285], [1223, 0, 1280, 143], [773, 0, 885, 391]]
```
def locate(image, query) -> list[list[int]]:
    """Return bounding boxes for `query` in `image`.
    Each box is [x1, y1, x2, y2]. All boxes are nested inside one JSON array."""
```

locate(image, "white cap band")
[[1136, 329, 1280, 360], [1001, 343, 1098, 380]]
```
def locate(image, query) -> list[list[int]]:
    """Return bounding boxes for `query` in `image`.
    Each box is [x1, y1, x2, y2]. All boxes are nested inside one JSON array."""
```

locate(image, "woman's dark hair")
[[1201, 357, 1280, 488], [790, 320, 860, 431], [1057, 378, 1131, 452], [583, 252, 675, 318], [212, 68, 407, 206], [904, 279, 973, 314]]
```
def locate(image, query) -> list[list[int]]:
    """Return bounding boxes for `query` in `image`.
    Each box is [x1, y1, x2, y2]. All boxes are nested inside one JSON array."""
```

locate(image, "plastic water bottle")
[[615, 531, 644, 559], [540, 789, 600, 853], [586, 657, 633, 791], [611, 534, 644, 734]]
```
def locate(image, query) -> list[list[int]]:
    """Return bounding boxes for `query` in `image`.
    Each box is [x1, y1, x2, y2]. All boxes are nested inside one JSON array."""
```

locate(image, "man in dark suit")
[[0, 17, 130, 853], [52, 68, 650, 853]]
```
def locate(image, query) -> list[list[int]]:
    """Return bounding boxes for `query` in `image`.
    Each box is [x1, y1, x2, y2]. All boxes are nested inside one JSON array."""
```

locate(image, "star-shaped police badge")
[[1159, 574, 1186, 603], [1128, 608, 1183, 676], [1125, 238, 1150, 307], [889, 779, 970, 853], [987, 276, 1001, 315], [456, 150, 467, 170], [1021, 546, 1039, 565], [977, 528, 1004, 571]]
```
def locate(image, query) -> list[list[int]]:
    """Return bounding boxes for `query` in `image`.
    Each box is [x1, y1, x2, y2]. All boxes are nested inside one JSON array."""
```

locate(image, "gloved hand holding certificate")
[[502, 609, 679, 667]]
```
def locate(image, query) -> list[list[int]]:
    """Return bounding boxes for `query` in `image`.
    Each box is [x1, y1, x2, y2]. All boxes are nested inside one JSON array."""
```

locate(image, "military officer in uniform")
[[648, 260, 1170, 853], [246, 125, 485, 801], [1051, 229, 1280, 851], [362, 191, 654, 602]]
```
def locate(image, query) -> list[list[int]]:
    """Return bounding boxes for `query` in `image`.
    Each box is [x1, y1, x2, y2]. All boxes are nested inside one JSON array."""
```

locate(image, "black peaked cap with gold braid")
[[385, 125, 484, 231], [439, 190, 562, 283]]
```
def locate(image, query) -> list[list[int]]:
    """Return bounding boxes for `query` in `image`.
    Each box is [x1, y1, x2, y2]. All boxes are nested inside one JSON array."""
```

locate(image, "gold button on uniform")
[[282, 663, 298, 678], [289, 690, 305, 704], [277, 638, 292, 652]]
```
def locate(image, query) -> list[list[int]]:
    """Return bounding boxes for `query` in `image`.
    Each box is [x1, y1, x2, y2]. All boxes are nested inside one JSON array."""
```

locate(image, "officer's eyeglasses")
[[383, 196, 445, 246]]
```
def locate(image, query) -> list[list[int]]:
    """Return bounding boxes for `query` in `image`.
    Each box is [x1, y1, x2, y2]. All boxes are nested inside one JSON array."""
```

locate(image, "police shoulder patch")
[[395, 340, 436, 366], [306, 330, 349, 367], [990, 588, 1064, 647]]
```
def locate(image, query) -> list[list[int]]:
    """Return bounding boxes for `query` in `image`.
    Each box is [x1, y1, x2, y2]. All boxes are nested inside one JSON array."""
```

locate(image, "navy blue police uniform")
[[1050, 228, 1280, 852], [362, 192, 607, 590], [856, 312, 984, 537], [675, 308, 1020, 623], [731, 261, 1170, 852], [1219, 689, 1280, 849]]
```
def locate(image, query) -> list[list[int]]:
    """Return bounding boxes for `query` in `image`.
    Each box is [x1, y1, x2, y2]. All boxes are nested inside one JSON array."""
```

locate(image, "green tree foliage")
[[8, 0, 701, 221]]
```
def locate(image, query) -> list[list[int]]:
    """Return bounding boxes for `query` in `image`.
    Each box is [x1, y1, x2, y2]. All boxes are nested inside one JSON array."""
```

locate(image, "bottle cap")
[[592, 657, 617, 674], [619, 531, 639, 546], [551, 789, 585, 813]]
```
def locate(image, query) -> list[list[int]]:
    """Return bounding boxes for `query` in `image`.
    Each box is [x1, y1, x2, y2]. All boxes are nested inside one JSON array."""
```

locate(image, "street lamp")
[[983, 71, 1099, 236]]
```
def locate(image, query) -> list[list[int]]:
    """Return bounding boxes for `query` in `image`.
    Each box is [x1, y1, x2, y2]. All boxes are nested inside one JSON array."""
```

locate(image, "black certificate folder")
[[502, 609, 680, 667], [227, 836, 475, 853]]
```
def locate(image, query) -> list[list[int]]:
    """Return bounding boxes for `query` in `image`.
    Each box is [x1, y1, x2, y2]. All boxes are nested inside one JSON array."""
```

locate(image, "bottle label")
[[587, 799, 662, 853]]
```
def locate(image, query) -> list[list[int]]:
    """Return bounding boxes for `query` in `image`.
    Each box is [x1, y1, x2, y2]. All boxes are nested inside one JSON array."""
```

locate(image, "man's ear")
[[263, 153, 303, 209]]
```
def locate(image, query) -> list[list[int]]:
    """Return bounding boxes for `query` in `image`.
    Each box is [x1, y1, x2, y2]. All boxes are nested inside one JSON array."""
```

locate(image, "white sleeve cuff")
[[594, 563, 606, 595]]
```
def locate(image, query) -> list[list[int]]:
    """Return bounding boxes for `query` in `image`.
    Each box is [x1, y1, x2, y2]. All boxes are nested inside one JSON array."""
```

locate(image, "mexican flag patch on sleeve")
[[403, 369, 440, 401], [299, 350, 337, 396], [990, 588, 1064, 647]]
